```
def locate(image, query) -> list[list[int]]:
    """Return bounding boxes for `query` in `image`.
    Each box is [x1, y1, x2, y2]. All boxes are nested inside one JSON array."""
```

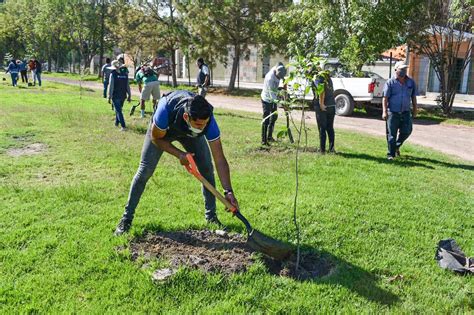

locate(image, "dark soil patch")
[[130, 229, 334, 280]]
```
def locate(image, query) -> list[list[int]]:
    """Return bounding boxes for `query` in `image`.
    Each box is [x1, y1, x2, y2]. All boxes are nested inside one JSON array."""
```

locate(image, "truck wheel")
[[335, 93, 354, 116]]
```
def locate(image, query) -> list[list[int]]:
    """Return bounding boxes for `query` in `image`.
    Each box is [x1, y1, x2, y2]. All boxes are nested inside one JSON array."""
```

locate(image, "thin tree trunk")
[[56, 34, 61, 71], [228, 44, 240, 91], [186, 52, 191, 86], [98, 0, 106, 78], [48, 36, 53, 72], [170, 48, 177, 87]]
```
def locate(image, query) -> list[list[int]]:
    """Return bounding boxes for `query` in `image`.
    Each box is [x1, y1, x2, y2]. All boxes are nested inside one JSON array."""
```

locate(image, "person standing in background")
[[19, 60, 28, 84], [6, 59, 20, 86], [196, 58, 210, 98], [101, 57, 112, 99]]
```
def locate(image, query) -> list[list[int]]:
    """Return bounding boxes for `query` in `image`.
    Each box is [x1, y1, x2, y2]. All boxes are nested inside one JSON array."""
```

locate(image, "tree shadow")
[[339, 152, 474, 171], [338, 152, 435, 169], [134, 226, 399, 306], [403, 155, 474, 171], [263, 245, 400, 306]]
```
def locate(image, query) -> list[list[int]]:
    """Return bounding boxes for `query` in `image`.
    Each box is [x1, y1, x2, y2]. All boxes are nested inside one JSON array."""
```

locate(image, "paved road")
[[45, 76, 474, 162]]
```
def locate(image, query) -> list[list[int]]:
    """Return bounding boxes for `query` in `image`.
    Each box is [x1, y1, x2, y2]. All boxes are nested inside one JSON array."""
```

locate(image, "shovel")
[[184, 154, 293, 260], [129, 102, 140, 116]]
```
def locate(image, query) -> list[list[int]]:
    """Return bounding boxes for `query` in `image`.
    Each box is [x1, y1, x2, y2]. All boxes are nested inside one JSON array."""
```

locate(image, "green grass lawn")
[[0, 80, 473, 313]]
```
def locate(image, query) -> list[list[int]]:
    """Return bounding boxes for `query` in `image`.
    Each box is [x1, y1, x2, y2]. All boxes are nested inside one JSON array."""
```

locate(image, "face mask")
[[186, 118, 204, 134], [398, 69, 407, 77]]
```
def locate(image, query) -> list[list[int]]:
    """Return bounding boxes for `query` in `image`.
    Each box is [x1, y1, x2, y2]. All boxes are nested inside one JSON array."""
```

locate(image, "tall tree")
[[181, 0, 288, 91], [265, 0, 420, 75], [141, 0, 191, 87], [109, 1, 156, 71], [408, 0, 473, 115], [63, 0, 105, 74]]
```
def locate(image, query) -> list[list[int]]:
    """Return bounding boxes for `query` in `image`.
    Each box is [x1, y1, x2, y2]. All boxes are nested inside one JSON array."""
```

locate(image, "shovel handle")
[[184, 154, 238, 214]]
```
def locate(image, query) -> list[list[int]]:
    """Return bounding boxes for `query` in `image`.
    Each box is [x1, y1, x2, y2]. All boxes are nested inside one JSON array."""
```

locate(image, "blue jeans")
[[103, 80, 109, 98], [35, 72, 42, 86], [386, 111, 412, 157], [261, 100, 277, 143], [10, 73, 18, 86], [315, 105, 336, 152], [121, 122, 216, 222], [112, 98, 126, 128]]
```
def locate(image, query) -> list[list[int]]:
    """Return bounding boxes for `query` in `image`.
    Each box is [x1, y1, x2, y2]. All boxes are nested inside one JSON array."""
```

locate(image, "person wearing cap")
[[114, 90, 239, 235], [382, 61, 418, 160], [5, 59, 20, 87], [108, 60, 131, 131], [260, 63, 287, 145], [196, 57, 210, 97], [135, 62, 160, 118], [312, 67, 336, 154], [101, 57, 112, 99]]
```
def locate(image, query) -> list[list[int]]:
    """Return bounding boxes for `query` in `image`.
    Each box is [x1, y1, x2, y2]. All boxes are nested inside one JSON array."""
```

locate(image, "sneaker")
[[114, 217, 132, 236], [120, 127, 126, 131], [267, 137, 276, 143], [206, 216, 228, 231], [387, 156, 394, 161]]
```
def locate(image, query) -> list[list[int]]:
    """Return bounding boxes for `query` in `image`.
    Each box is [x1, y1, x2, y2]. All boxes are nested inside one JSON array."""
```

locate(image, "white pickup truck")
[[288, 62, 386, 116]]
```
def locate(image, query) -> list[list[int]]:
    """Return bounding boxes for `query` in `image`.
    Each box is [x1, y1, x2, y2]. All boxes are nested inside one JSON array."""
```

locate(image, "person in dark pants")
[[312, 72, 336, 153], [33, 58, 42, 87], [6, 59, 20, 86], [108, 60, 131, 131], [19, 60, 28, 84], [101, 57, 112, 99], [196, 57, 210, 97], [114, 91, 239, 235], [382, 61, 418, 160], [260, 63, 286, 145]]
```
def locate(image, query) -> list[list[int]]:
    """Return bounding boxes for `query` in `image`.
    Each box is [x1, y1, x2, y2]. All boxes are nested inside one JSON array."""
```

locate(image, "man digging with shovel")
[[114, 91, 292, 259], [114, 90, 238, 235]]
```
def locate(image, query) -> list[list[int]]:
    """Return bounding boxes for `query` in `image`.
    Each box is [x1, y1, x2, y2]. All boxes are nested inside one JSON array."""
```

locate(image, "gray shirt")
[[261, 67, 281, 102], [102, 63, 112, 82]]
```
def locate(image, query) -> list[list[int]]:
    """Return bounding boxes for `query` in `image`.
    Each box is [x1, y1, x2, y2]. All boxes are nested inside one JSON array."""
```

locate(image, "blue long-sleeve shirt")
[[6, 62, 20, 74], [18, 61, 27, 71]]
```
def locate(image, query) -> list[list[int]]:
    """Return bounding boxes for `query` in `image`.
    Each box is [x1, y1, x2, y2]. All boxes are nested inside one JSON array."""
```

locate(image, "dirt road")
[[45, 76, 474, 162]]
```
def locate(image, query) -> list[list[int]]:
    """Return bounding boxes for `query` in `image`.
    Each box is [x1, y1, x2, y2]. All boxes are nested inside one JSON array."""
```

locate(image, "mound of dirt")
[[7, 143, 47, 157], [130, 230, 334, 280]]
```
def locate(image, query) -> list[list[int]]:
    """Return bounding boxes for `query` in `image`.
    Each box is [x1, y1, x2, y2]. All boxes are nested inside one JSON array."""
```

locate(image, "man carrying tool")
[[135, 62, 161, 118], [114, 90, 239, 235], [261, 62, 286, 146]]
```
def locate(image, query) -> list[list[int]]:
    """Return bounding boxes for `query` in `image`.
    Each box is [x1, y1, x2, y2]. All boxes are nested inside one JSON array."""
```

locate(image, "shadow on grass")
[[298, 246, 400, 306], [136, 224, 399, 306], [339, 152, 473, 171]]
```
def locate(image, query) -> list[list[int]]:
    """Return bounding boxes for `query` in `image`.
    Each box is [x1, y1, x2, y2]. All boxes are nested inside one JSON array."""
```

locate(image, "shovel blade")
[[247, 229, 293, 260]]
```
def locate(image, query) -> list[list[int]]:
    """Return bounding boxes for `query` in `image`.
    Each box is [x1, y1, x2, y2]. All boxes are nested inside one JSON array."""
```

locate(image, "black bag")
[[435, 239, 473, 275]]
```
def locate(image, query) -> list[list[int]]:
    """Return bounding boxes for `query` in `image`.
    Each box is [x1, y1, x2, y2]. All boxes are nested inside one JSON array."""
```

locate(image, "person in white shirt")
[[196, 58, 210, 97], [260, 63, 286, 145]]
